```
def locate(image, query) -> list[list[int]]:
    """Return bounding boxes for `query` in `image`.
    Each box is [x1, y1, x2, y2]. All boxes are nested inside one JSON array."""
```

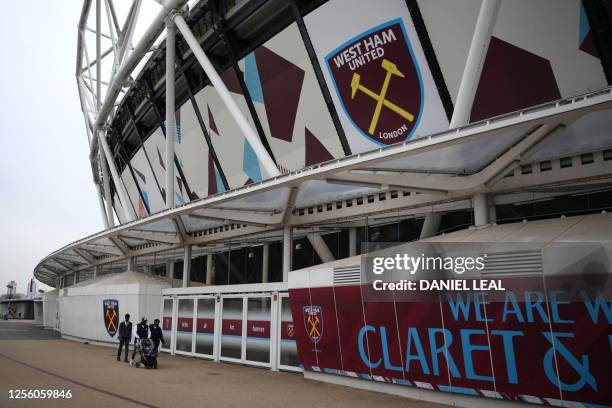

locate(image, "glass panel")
[[162, 298, 173, 350], [526, 109, 612, 161], [221, 298, 243, 359], [374, 126, 529, 174], [195, 297, 215, 356], [176, 299, 194, 353], [245, 297, 271, 364], [279, 296, 299, 367]]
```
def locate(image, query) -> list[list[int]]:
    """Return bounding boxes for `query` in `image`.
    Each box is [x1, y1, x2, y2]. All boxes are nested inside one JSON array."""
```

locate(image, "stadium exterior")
[[34, 0, 611, 407]]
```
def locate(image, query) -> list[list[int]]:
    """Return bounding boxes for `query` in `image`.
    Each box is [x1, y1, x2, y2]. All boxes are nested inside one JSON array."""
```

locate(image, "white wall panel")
[[130, 149, 165, 214], [175, 101, 211, 199], [194, 74, 263, 188], [237, 23, 344, 171], [142, 128, 187, 205]]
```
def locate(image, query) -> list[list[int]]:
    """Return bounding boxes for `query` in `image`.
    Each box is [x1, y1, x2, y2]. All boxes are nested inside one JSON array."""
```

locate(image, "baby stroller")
[[131, 338, 158, 369]]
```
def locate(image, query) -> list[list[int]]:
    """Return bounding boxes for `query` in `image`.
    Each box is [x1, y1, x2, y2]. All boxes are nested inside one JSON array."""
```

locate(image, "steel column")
[[348, 227, 357, 257], [205, 253, 214, 285], [165, 19, 176, 209], [100, 150, 115, 227], [420, 212, 442, 239], [166, 260, 175, 280], [449, 0, 500, 128], [473, 193, 489, 227], [99, 127, 134, 221], [182, 245, 192, 287], [95, 182, 110, 229], [282, 226, 292, 282], [127, 256, 135, 271], [262, 243, 269, 283]]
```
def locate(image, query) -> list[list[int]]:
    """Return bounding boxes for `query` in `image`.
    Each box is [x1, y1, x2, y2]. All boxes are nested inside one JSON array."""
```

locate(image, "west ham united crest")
[[326, 19, 423, 146], [103, 299, 119, 337], [303, 305, 323, 344]]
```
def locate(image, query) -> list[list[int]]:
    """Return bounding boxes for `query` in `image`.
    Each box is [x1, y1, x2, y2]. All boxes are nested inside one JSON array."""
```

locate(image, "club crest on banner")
[[303, 305, 323, 344], [325, 18, 423, 146], [103, 299, 119, 337], [286, 323, 295, 338]]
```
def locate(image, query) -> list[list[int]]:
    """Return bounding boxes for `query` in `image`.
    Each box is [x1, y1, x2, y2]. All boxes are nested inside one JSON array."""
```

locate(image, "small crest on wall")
[[103, 299, 119, 337], [303, 305, 323, 344]]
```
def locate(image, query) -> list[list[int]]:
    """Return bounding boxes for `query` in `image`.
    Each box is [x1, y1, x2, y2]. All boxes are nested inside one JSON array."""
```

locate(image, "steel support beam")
[[307, 234, 335, 263], [100, 154, 115, 227], [182, 245, 192, 287], [282, 226, 292, 282], [74, 248, 96, 265], [262, 243, 269, 283], [348, 227, 357, 257], [449, 0, 500, 128], [93, 0, 187, 132], [473, 192, 489, 227], [420, 212, 442, 239], [165, 17, 176, 209], [99, 132, 134, 221], [119, 230, 181, 245], [96, 182, 110, 229], [127, 256, 135, 271], [167, 260, 175, 280], [172, 14, 280, 178], [205, 253, 214, 285]]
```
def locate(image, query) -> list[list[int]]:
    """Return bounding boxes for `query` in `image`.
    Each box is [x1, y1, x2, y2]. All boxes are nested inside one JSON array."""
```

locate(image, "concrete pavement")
[[0, 320, 446, 408]]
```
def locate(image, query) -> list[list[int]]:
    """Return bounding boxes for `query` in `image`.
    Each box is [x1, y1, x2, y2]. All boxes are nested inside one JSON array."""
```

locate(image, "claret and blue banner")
[[288, 243, 611, 406], [289, 285, 611, 405]]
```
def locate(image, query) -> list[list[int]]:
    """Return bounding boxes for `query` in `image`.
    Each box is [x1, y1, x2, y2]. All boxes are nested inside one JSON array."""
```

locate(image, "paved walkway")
[[0, 320, 445, 408]]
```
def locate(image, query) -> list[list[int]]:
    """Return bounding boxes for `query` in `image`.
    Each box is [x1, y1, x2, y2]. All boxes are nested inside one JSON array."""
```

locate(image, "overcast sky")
[[0, 1, 103, 293]]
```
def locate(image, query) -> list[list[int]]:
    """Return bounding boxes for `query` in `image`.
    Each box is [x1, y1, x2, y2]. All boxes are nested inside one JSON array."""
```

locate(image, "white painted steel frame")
[[76, 0, 189, 227], [162, 288, 293, 371], [192, 295, 217, 360], [449, 0, 500, 128], [36, 87, 612, 287], [68, 0, 612, 294], [278, 293, 303, 373], [218, 294, 246, 365], [217, 293, 274, 368], [159, 296, 174, 354], [174, 296, 196, 356]]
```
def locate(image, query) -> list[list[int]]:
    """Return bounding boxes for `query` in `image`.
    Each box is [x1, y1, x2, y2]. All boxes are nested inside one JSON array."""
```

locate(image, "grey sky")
[[0, 1, 102, 293]]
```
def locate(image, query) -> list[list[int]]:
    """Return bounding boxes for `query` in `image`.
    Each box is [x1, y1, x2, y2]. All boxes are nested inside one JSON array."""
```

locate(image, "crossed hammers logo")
[[105, 309, 117, 332], [351, 58, 414, 135], [306, 314, 321, 339]]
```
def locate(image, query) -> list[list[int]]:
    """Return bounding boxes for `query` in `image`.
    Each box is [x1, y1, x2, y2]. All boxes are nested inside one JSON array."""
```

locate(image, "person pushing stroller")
[[130, 317, 149, 363], [130, 317, 159, 369]]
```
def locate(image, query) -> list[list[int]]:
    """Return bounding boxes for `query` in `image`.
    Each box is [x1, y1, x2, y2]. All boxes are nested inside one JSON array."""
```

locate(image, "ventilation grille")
[[333, 266, 361, 286], [482, 250, 542, 277]]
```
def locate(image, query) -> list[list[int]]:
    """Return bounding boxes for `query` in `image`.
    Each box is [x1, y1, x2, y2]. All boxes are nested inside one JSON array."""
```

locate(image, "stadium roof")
[[34, 87, 612, 286]]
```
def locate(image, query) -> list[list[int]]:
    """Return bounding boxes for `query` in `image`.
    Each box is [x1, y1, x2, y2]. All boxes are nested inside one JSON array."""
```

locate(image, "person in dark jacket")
[[149, 319, 165, 352], [117, 314, 132, 362], [131, 317, 149, 360]]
